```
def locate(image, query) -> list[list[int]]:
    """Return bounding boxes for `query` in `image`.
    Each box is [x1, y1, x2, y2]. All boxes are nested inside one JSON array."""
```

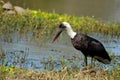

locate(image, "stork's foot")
[[82, 65, 93, 71]]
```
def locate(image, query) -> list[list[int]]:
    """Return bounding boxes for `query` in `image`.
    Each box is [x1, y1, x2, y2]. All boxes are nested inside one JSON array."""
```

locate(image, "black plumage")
[[71, 33, 111, 65]]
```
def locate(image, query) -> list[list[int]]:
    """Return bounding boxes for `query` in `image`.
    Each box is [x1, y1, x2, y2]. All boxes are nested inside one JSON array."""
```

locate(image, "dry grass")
[[0, 66, 120, 80]]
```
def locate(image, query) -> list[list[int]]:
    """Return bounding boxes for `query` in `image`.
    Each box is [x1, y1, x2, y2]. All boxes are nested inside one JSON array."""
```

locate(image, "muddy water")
[[0, 33, 120, 71]]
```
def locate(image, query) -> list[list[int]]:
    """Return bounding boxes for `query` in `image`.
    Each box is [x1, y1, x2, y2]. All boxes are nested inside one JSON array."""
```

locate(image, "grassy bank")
[[0, 65, 120, 80], [0, 6, 120, 42]]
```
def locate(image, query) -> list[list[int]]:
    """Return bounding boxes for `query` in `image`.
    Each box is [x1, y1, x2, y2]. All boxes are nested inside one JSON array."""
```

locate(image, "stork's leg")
[[84, 56, 87, 66], [91, 57, 95, 67], [91, 57, 93, 67]]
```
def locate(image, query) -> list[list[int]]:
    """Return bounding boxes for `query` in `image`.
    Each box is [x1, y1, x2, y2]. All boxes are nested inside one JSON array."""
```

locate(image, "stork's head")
[[59, 22, 71, 29], [52, 22, 76, 43]]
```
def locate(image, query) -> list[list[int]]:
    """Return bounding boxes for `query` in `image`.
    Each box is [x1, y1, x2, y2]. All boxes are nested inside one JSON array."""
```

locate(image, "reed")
[[0, 6, 120, 43]]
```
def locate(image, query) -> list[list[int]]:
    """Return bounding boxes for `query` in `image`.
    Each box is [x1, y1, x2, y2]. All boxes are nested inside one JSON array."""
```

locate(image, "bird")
[[52, 22, 111, 66]]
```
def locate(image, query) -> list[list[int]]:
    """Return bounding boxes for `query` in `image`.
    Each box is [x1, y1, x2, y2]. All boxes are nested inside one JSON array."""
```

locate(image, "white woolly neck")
[[62, 22, 77, 39], [66, 29, 77, 39]]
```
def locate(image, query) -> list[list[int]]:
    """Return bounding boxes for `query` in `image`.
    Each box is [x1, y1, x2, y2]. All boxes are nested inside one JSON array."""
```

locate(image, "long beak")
[[52, 28, 63, 43]]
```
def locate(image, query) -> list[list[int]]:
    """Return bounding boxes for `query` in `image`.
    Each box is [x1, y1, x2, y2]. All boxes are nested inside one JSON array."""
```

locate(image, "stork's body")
[[52, 22, 111, 66], [71, 33, 111, 65]]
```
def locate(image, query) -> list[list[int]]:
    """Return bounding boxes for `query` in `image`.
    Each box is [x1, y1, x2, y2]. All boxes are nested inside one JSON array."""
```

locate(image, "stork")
[[52, 22, 111, 66]]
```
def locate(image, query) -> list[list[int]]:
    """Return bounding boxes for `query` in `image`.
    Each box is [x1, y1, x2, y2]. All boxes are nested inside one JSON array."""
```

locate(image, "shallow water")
[[0, 32, 120, 71]]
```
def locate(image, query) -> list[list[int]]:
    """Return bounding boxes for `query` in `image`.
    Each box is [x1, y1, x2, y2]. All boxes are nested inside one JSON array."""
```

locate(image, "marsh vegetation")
[[0, 4, 120, 80]]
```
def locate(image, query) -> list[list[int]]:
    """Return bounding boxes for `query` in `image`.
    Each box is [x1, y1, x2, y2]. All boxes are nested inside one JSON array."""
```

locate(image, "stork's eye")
[[59, 24, 66, 28]]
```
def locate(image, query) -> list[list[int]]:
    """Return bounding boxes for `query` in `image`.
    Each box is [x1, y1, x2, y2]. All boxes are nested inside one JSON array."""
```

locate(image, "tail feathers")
[[94, 56, 111, 64]]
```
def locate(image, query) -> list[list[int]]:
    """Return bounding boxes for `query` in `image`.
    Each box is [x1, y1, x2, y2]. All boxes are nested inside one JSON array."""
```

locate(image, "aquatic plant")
[[0, 50, 29, 68], [40, 55, 83, 71], [0, 49, 120, 80], [0, 51, 6, 65]]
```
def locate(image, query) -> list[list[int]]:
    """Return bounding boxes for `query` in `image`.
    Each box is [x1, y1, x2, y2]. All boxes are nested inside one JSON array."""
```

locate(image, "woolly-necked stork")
[[52, 22, 111, 66]]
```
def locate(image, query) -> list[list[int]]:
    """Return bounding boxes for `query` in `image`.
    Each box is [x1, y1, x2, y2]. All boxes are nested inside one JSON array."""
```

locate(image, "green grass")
[[0, 5, 120, 42]]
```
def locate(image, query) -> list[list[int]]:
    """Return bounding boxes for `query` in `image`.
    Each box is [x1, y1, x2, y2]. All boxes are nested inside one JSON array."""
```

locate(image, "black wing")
[[71, 33, 111, 64], [87, 36, 111, 64]]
